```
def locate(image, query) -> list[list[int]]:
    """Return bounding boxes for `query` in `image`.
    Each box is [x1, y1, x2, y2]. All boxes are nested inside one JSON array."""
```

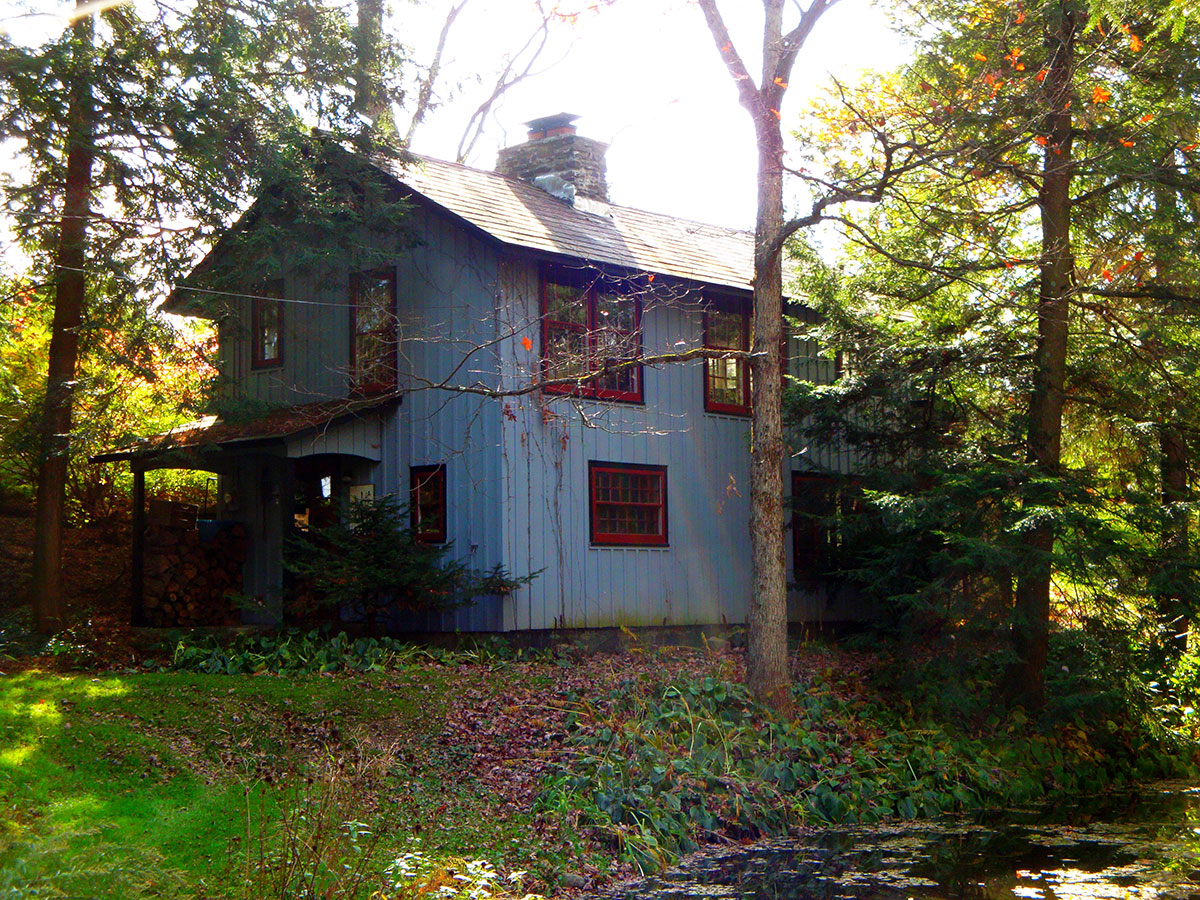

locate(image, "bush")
[[285, 496, 533, 632]]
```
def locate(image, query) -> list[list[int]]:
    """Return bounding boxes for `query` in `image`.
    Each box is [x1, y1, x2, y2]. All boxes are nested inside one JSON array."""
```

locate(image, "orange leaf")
[[720, 42, 732, 52], [1034, 135, 1048, 146], [1035, 69, 1048, 82], [1121, 139, 1135, 147], [1102, 268, 1113, 281], [521, 336, 533, 352], [1140, 113, 1154, 123], [1092, 85, 1112, 104], [1129, 33, 1143, 52], [1015, 62, 1025, 71], [647, 274, 655, 282], [1184, 143, 1199, 151], [774, 77, 788, 87], [769, 108, 782, 119], [1015, 9, 1026, 23], [973, 52, 988, 62], [1117, 261, 1130, 273], [1134, 251, 1144, 261]]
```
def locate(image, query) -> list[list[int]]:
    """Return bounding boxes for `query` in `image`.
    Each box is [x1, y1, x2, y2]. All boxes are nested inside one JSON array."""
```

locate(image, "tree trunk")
[[1008, 1, 1077, 709], [30, 6, 96, 635], [746, 116, 792, 715], [354, 0, 396, 140], [1158, 427, 1192, 653]]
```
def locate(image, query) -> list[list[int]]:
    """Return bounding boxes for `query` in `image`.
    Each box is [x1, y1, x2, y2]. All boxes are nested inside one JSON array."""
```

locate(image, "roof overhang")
[[92, 394, 399, 467]]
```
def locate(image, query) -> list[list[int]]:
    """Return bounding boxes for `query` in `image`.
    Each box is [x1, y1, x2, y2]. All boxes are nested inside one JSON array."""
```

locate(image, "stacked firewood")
[[143, 522, 246, 626]]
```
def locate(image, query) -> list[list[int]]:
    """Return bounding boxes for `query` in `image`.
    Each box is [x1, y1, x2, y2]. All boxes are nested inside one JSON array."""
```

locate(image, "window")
[[792, 474, 864, 580], [589, 462, 667, 546], [251, 281, 284, 369], [704, 300, 750, 414], [542, 268, 642, 402], [410, 464, 446, 543], [351, 268, 397, 393]]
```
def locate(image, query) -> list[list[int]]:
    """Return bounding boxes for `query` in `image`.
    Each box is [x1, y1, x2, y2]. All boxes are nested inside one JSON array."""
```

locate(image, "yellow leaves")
[[1091, 85, 1112, 104], [521, 336, 533, 352]]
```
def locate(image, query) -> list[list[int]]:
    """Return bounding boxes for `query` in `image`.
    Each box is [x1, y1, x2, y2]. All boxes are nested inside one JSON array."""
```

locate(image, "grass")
[[0, 665, 554, 899]]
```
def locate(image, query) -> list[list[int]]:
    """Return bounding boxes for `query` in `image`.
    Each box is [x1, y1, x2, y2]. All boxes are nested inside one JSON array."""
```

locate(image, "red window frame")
[[588, 461, 668, 547], [251, 280, 284, 369], [350, 268, 397, 395], [703, 299, 751, 415], [541, 267, 643, 403], [410, 464, 447, 543]]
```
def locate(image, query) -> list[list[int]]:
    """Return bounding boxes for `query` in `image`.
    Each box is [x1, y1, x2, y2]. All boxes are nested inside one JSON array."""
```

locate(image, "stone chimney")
[[495, 113, 609, 201]]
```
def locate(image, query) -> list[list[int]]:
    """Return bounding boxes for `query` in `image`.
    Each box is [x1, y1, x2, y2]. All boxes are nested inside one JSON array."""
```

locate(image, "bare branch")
[[404, 0, 469, 146]]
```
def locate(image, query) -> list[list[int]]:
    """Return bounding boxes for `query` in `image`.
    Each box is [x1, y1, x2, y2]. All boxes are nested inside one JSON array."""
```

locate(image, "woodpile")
[[143, 521, 246, 626]]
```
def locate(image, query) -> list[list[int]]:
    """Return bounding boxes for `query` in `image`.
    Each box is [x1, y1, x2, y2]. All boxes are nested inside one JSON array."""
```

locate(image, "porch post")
[[131, 461, 146, 626]]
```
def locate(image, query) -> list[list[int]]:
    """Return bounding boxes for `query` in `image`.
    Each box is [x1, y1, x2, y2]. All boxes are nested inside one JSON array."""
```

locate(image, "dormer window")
[[541, 267, 642, 403], [351, 268, 397, 394], [251, 281, 284, 369]]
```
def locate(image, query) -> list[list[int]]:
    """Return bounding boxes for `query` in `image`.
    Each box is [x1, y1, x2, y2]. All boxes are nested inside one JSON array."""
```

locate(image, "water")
[[612, 783, 1200, 899]]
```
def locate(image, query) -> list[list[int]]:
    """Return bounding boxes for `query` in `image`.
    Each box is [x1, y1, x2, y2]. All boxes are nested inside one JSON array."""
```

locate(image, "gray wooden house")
[[104, 114, 863, 632]]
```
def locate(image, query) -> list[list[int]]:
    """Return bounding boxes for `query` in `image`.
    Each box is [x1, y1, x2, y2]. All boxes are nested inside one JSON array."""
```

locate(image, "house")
[[99, 114, 865, 633]]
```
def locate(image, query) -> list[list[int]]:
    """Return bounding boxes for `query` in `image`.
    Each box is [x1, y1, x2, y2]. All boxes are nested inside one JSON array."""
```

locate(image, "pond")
[[610, 783, 1200, 899]]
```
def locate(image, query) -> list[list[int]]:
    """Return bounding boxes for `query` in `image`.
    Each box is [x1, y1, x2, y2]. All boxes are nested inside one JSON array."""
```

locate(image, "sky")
[[0, 0, 906, 276], [399, 0, 906, 229]]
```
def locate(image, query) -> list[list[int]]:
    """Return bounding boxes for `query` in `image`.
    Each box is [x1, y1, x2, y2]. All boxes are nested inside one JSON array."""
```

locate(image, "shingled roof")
[[375, 152, 755, 293]]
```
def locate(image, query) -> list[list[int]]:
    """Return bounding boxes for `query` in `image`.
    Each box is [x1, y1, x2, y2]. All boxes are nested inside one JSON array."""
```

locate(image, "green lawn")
[[0, 667, 536, 899]]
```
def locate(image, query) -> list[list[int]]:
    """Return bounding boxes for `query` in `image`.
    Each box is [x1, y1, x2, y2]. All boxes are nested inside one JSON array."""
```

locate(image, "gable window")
[[589, 461, 667, 546], [351, 268, 397, 394], [251, 281, 284, 369], [704, 300, 751, 415], [410, 464, 446, 543], [542, 267, 642, 402]]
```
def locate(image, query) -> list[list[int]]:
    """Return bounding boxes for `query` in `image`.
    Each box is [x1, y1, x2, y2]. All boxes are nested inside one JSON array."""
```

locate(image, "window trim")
[[251, 281, 284, 370], [588, 461, 668, 547], [410, 464, 447, 543], [540, 266, 644, 404], [350, 267, 398, 395], [703, 298, 751, 415]]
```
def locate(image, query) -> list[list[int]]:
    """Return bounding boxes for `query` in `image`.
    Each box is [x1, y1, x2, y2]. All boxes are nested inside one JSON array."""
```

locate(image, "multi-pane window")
[[704, 302, 750, 414], [792, 473, 863, 580], [251, 280, 284, 369], [410, 464, 446, 543], [589, 462, 667, 546], [542, 268, 642, 402], [351, 268, 397, 393]]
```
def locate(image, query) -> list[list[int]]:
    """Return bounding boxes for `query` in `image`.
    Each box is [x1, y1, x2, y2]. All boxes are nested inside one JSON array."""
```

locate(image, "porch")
[[93, 394, 399, 627]]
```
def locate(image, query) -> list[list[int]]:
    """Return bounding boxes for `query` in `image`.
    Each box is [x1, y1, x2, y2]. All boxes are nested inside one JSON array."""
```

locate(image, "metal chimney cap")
[[524, 113, 580, 139]]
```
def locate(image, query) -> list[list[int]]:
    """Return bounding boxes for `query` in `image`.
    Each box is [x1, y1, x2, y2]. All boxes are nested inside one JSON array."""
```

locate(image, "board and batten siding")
[[495, 259, 856, 632]]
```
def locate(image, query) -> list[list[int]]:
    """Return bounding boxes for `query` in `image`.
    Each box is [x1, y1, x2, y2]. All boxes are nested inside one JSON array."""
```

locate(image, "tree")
[[696, 0, 883, 711], [796, 0, 1200, 707], [1, 0, 374, 633]]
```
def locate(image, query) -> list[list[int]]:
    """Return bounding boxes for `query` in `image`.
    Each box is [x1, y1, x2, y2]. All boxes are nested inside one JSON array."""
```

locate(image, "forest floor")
[[3, 509, 1194, 900]]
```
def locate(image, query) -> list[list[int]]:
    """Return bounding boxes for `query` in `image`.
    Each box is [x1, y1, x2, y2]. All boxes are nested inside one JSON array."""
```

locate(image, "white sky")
[[401, 0, 905, 228], [0, 0, 905, 276]]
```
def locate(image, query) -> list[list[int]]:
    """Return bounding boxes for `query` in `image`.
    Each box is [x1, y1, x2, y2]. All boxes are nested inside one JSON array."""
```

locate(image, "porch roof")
[[92, 394, 399, 465]]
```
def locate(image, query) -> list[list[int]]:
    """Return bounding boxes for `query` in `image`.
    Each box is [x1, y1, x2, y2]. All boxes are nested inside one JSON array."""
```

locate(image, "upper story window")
[[589, 461, 667, 546], [542, 267, 643, 403], [351, 268, 397, 394], [704, 299, 750, 415], [410, 464, 447, 543], [251, 280, 284, 369]]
